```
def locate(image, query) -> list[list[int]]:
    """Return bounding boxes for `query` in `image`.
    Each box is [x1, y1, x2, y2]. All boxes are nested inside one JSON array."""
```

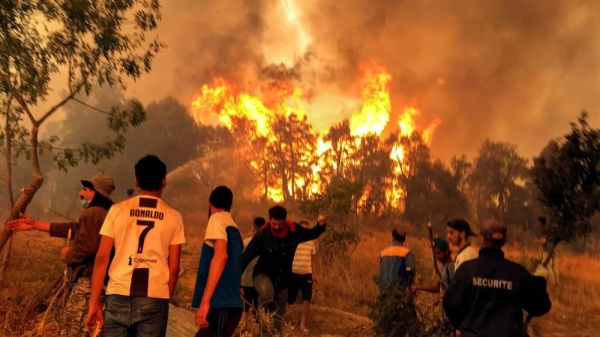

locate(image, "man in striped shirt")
[[287, 221, 318, 335]]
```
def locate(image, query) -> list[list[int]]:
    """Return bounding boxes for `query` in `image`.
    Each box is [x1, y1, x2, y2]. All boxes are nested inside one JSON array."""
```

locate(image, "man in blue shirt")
[[192, 186, 243, 337]]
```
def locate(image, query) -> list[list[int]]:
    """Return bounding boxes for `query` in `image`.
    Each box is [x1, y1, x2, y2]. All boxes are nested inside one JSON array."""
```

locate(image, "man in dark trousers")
[[443, 219, 551, 337], [241, 205, 327, 335]]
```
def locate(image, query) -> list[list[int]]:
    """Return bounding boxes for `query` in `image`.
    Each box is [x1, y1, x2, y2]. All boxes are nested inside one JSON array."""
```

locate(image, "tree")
[[0, 1, 162, 251], [532, 112, 600, 255], [468, 140, 529, 223]]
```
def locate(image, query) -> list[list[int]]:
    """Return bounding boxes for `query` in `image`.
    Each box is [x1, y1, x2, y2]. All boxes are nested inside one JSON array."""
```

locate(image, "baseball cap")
[[480, 219, 507, 246], [81, 174, 115, 198], [433, 238, 449, 251]]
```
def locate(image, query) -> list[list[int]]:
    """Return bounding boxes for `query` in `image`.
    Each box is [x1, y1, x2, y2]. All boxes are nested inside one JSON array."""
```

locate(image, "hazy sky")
[[120, 0, 600, 161]]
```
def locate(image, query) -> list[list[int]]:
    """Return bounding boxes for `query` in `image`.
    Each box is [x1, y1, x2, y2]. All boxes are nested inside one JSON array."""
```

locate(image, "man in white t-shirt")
[[86, 155, 186, 336], [287, 221, 318, 335], [446, 218, 478, 271]]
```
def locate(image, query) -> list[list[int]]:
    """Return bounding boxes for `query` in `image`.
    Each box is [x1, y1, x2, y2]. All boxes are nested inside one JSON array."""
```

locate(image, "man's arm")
[[168, 244, 182, 297], [295, 221, 326, 244], [442, 267, 470, 328], [64, 212, 103, 265], [195, 239, 228, 328], [85, 235, 114, 333], [5, 213, 52, 233], [241, 235, 261, 271], [311, 245, 318, 282], [522, 274, 552, 317]]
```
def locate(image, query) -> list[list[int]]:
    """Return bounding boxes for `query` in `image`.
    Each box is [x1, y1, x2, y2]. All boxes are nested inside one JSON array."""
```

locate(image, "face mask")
[[80, 196, 91, 208]]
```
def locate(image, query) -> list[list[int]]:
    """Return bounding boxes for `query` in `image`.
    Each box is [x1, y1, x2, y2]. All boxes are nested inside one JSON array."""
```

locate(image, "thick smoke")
[[132, 0, 600, 160]]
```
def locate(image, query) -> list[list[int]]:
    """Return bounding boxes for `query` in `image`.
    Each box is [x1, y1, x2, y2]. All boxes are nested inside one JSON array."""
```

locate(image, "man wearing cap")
[[379, 229, 416, 291], [6, 174, 115, 336], [192, 186, 244, 337], [411, 238, 454, 336], [446, 218, 478, 271], [443, 220, 552, 337], [412, 238, 455, 293]]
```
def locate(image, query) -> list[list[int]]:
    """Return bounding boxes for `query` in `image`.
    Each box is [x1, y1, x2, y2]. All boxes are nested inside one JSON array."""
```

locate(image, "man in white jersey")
[[446, 218, 478, 271], [86, 155, 186, 336], [287, 220, 318, 335]]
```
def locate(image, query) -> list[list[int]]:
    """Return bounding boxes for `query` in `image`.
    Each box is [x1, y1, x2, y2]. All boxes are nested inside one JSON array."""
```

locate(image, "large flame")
[[349, 64, 391, 137], [190, 62, 441, 208]]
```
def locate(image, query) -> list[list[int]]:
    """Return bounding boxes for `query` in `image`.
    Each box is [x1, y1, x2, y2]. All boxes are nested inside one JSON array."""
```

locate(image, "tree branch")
[[38, 81, 86, 125], [72, 97, 111, 115]]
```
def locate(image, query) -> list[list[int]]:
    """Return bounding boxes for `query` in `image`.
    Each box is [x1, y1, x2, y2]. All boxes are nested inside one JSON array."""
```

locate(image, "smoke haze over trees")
[[115, 0, 600, 160]]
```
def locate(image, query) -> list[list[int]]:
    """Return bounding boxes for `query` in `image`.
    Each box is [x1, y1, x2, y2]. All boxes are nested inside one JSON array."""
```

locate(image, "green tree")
[[532, 112, 600, 258], [468, 140, 529, 223], [0, 0, 162, 251]]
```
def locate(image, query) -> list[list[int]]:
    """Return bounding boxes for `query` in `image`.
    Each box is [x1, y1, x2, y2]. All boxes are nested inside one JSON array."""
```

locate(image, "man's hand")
[[195, 301, 210, 329], [5, 213, 35, 231], [317, 214, 327, 226], [60, 246, 72, 262], [85, 304, 104, 335]]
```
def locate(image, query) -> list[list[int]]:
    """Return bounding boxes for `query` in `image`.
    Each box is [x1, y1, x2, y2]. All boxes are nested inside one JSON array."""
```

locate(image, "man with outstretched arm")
[[241, 206, 327, 335], [7, 174, 115, 337]]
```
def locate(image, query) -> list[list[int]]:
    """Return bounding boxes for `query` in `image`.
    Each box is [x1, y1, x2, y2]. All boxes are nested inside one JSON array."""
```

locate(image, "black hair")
[[538, 216, 547, 225], [268, 205, 287, 220], [253, 217, 266, 228], [135, 155, 167, 191], [392, 228, 406, 242], [447, 218, 474, 238], [209, 186, 233, 211]]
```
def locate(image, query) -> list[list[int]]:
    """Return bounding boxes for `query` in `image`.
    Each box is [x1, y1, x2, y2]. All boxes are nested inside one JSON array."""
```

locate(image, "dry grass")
[[2, 213, 600, 336]]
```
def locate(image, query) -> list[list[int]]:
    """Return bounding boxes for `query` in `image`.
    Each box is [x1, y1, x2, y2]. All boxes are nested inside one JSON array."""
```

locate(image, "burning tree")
[[191, 62, 447, 217], [531, 112, 600, 259]]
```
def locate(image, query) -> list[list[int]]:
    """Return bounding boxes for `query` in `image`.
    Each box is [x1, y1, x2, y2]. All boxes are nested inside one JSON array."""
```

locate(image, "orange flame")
[[190, 62, 441, 205], [349, 64, 391, 137]]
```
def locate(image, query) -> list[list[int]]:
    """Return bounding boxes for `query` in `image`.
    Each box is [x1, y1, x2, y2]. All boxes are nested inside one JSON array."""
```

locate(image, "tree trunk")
[[0, 125, 44, 253]]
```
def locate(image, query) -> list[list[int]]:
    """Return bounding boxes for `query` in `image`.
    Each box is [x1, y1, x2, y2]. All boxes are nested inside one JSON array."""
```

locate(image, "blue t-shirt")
[[192, 212, 243, 308]]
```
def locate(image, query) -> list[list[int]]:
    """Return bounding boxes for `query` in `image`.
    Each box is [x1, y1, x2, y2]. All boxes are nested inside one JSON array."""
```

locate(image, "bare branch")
[[38, 81, 86, 125], [72, 98, 111, 115]]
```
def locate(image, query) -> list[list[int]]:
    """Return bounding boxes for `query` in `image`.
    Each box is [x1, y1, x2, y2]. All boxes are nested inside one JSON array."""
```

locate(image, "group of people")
[[6, 154, 324, 337], [379, 218, 553, 336], [6, 153, 556, 337]]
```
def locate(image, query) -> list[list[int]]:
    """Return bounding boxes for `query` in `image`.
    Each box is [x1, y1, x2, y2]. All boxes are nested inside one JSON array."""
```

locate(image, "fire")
[[349, 64, 391, 137], [190, 62, 441, 208]]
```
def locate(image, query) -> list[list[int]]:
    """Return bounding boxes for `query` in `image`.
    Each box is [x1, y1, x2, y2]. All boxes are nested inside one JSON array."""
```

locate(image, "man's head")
[[392, 228, 406, 243], [480, 219, 507, 248], [268, 205, 287, 235], [253, 217, 266, 232], [209, 186, 233, 212], [446, 218, 474, 247], [80, 174, 115, 204], [135, 155, 167, 191], [433, 238, 451, 263]]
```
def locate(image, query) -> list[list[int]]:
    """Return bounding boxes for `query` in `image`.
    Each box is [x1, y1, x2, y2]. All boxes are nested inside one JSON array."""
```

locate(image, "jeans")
[[103, 295, 170, 337]]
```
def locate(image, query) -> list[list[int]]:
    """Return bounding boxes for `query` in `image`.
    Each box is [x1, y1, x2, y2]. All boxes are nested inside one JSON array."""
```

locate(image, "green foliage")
[[319, 227, 360, 263], [468, 139, 529, 222], [370, 279, 422, 337], [532, 111, 600, 243]]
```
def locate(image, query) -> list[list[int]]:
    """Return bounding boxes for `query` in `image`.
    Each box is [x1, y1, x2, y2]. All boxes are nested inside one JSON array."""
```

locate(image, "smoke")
[[131, 0, 600, 160]]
